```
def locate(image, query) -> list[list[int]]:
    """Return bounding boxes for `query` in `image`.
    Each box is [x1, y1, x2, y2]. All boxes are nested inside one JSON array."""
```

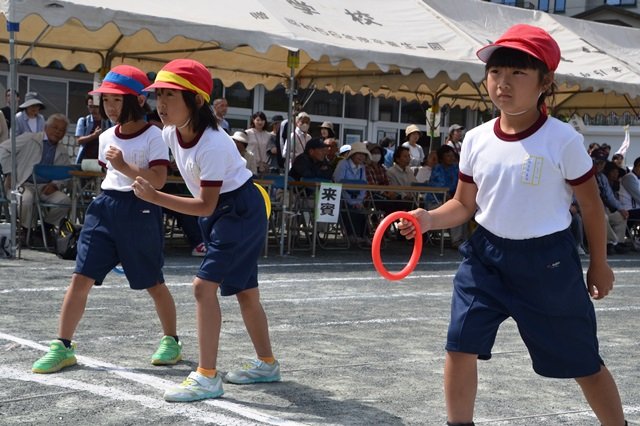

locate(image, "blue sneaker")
[[164, 371, 224, 402], [225, 359, 281, 384]]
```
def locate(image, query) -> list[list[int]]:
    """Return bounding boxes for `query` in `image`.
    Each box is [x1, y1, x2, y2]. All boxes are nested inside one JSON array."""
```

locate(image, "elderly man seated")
[[289, 138, 333, 181], [0, 113, 72, 239]]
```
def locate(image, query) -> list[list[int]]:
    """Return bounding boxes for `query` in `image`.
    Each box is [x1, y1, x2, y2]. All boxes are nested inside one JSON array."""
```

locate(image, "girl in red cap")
[[399, 25, 626, 426], [133, 58, 279, 402], [32, 65, 182, 374]]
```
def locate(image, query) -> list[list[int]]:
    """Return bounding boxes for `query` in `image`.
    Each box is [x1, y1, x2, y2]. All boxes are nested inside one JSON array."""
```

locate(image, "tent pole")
[[279, 50, 298, 256], [7, 16, 19, 259]]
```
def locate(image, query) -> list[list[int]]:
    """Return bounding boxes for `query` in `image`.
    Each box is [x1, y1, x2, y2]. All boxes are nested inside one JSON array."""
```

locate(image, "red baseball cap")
[[476, 24, 561, 72], [89, 65, 151, 96], [145, 59, 212, 103]]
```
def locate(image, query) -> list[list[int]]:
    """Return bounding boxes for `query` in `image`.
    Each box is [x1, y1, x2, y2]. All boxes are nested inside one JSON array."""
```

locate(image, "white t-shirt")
[[163, 125, 252, 197], [98, 123, 169, 192], [459, 115, 594, 239], [401, 142, 425, 168]]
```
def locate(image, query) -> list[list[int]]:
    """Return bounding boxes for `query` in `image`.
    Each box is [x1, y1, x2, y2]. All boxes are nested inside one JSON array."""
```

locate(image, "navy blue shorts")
[[197, 180, 267, 296], [75, 190, 165, 290], [447, 226, 603, 378]]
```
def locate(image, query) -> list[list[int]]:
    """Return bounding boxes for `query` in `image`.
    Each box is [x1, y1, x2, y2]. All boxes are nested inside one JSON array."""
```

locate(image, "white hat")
[[339, 144, 352, 155], [296, 111, 310, 121], [231, 131, 248, 144], [405, 124, 420, 137], [19, 92, 45, 109], [346, 142, 371, 160]]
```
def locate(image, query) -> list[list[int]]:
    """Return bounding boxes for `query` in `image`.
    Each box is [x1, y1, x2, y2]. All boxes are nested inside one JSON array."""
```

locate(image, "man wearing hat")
[[282, 111, 312, 163], [289, 137, 332, 181], [231, 130, 257, 175], [15, 92, 46, 137], [401, 124, 425, 168], [592, 148, 629, 254], [446, 124, 464, 155]]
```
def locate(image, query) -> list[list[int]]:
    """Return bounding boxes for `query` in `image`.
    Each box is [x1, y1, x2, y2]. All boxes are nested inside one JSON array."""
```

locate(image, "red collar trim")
[[493, 113, 547, 141]]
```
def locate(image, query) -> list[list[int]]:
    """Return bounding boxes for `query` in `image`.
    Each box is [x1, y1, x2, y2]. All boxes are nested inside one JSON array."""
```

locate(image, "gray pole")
[[279, 50, 298, 256], [7, 16, 19, 259]]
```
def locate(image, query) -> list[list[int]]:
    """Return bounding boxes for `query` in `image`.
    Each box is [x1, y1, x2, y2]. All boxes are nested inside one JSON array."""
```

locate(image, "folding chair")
[[338, 179, 375, 249], [30, 164, 78, 251], [261, 174, 294, 256]]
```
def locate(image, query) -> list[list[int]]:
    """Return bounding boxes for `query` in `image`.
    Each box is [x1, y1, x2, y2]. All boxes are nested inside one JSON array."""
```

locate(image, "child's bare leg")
[[193, 278, 221, 369], [57, 274, 96, 339], [444, 351, 478, 424], [575, 366, 625, 426], [146, 283, 177, 336], [236, 287, 273, 358]]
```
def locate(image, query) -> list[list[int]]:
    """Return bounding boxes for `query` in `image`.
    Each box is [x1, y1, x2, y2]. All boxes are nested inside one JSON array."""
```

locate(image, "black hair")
[[436, 144, 457, 163], [379, 137, 394, 148], [634, 156, 640, 169], [393, 146, 410, 163], [99, 94, 147, 124], [250, 111, 268, 129], [485, 47, 556, 111], [182, 91, 218, 133]]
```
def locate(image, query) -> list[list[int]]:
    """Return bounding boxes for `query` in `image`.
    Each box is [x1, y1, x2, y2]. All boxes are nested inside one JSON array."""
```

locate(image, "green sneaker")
[[32, 340, 77, 374], [225, 359, 281, 384], [164, 371, 224, 402], [151, 336, 182, 365]]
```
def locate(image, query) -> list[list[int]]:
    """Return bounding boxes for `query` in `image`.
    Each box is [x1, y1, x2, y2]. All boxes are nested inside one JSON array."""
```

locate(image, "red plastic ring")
[[371, 211, 422, 281]]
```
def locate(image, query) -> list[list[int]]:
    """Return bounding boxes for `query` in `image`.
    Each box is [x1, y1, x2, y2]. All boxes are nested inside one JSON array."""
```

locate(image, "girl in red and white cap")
[[398, 25, 626, 426], [132, 59, 279, 402], [32, 65, 182, 374]]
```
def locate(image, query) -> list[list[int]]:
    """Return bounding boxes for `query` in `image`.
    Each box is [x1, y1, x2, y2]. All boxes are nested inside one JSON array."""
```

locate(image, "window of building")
[[538, 0, 549, 11], [554, 0, 566, 12], [303, 90, 343, 117], [605, 0, 636, 5], [401, 100, 429, 124], [377, 97, 399, 122], [29, 78, 67, 116], [263, 84, 290, 113], [224, 82, 253, 109], [68, 81, 94, 124], [345, 93, 369, 119]]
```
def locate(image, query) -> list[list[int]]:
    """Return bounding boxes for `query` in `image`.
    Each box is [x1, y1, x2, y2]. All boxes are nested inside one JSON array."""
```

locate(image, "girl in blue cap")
[[399, 24, 626, 426], [32, 65, 182, 374]]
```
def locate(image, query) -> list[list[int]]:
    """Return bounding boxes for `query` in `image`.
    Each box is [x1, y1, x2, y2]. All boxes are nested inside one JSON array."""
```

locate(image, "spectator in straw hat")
[[401, 124, 425, 168], [319, 121, 335, 140], [333, 141, 371, 244], [231, 130, 257, 176], [15, 92, 46, 136]]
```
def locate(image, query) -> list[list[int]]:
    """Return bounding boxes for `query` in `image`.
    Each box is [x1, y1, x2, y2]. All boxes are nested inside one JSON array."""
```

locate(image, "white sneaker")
[[191, 242, 206, 257], [225, 359, 281, 384], [164, 371, 224, 402]]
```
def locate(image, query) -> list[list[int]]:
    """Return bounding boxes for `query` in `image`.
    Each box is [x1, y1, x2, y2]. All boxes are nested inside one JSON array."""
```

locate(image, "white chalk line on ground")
[[0, 332, 307, 426]]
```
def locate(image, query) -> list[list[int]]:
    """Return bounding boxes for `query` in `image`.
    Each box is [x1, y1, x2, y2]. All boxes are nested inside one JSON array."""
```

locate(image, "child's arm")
[[105, 146, 168, 190], [398, 180, 477, 239], [574, 176, 614, 300], [132, 176, 219, 217]]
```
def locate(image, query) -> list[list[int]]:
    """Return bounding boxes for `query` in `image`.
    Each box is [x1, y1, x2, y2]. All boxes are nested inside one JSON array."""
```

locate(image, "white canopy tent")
[[1, 0, 639, 257]]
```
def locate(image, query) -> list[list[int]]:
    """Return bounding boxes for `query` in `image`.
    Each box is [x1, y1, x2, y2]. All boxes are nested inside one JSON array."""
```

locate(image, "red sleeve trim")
[[567, 165, 596, 186], [458, 171, 474, 184], [149, 159, 170, 168], [201, 180, 223, 187]]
